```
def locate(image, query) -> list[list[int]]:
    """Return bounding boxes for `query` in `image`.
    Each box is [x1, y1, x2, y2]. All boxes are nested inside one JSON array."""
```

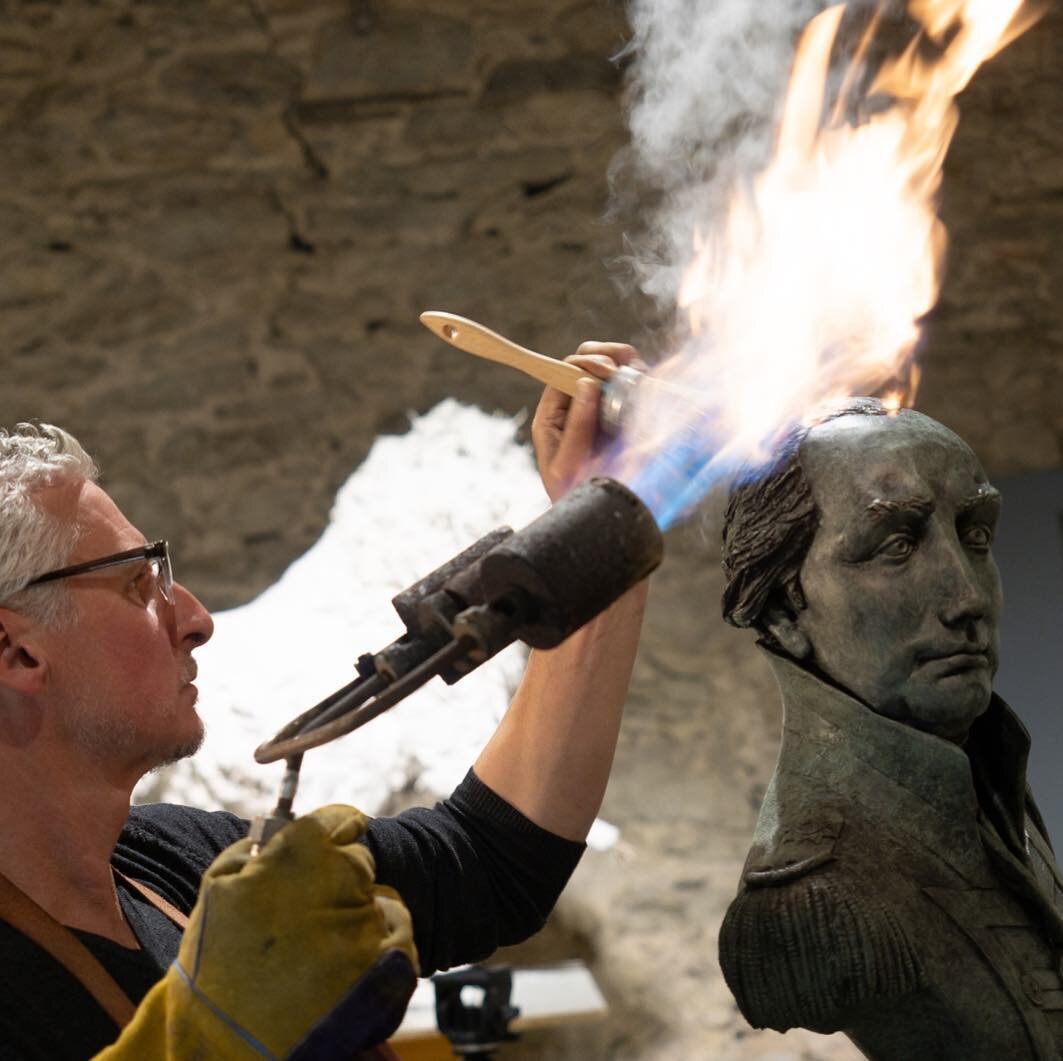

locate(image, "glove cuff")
[[287, 949, 417, 1061]]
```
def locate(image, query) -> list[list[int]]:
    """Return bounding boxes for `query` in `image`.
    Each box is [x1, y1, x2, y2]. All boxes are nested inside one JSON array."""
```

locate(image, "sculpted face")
[[779, 411, 1001, 742]]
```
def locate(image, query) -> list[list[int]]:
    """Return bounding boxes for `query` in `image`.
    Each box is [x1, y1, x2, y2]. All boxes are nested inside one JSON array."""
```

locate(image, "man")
[[0, 343, 647, 1058], [717, 399, 1063, 1059]]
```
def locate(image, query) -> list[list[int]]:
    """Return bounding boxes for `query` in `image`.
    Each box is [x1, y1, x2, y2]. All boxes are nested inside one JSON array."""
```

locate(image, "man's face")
[[35, 480, 214, 775], [791, 411, 1001, 741]]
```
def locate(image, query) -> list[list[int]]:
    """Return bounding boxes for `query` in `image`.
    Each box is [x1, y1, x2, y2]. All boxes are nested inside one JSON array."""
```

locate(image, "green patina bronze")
[[717, 400, 1063, 1059]]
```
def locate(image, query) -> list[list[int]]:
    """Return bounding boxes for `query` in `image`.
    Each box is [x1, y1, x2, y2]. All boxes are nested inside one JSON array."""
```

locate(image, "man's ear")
[[762, 600, 813, 660], [0, 608, 48, 696]]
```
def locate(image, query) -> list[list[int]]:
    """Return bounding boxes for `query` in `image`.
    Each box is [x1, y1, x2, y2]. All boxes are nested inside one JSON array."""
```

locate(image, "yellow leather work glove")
[[96, 804, 418, 1060]]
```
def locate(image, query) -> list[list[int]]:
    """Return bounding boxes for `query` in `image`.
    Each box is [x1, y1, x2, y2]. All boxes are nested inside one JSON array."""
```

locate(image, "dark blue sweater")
[[0, 770, 583, 1059]]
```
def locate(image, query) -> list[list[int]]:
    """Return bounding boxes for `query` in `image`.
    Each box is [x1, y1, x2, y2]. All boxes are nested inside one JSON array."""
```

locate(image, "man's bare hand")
[[531, 341, 643, 503]]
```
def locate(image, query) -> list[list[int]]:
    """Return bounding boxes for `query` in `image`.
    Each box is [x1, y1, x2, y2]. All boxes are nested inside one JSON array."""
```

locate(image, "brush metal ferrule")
[[600, 365, 642, 435]]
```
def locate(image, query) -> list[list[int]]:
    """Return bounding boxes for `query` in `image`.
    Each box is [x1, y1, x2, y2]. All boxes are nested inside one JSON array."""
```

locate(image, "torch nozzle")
[[253, 477, 663, 764], [249, 753, 302, 855]]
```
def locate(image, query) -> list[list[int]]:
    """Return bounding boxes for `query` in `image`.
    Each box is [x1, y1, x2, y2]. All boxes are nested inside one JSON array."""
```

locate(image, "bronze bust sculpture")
[[718, 399, 1063, 1059]]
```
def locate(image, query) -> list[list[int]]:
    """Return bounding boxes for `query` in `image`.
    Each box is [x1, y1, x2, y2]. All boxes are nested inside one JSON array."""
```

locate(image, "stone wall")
[[0, 0, 646, 607], [1, 1, 1060, 1058]]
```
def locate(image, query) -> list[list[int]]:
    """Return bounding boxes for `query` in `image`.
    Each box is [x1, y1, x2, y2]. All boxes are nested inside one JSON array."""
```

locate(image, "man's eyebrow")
[[957, 487, 1001, 515], [864, 496, 934, 521]]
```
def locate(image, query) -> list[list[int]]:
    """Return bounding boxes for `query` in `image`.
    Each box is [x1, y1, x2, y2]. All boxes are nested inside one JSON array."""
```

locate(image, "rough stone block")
[[482, 54, 620, 106], [305, 9, 474, 102], [159, 50, 304, 107]]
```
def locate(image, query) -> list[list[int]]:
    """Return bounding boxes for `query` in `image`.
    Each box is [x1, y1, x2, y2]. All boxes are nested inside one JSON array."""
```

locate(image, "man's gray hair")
[[0, 423, 99, 625]]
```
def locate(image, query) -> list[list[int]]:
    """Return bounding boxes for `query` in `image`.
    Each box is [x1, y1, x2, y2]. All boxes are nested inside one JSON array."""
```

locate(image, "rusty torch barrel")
[[470, 477, 662, 650]]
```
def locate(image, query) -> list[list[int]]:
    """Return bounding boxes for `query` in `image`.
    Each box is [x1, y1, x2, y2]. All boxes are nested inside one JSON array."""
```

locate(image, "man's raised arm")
[[474, 341, 649, 842]]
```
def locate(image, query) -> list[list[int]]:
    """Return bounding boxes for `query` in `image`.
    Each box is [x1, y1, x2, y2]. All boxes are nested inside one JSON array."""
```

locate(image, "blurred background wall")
[[0, 1, 1059, 1057]]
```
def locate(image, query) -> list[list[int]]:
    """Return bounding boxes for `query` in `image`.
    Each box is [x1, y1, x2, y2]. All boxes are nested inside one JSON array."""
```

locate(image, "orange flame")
[[606, 0, 1042, 527]]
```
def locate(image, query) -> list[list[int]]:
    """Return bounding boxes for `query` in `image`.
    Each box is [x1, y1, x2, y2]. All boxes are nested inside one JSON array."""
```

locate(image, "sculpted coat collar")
[[758, 648, 1037, 885]]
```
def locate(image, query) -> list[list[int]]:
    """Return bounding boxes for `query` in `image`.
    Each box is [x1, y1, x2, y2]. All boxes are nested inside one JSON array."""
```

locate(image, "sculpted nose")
[[937, 541, 994, 631]]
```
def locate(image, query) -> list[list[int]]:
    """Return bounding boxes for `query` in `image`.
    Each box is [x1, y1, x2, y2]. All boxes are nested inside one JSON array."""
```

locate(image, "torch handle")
[[419, 311, 595, 398]]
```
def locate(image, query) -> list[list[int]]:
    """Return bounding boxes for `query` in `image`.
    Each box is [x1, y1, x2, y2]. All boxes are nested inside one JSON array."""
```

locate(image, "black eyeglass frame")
[[24, 540, 174, 605]]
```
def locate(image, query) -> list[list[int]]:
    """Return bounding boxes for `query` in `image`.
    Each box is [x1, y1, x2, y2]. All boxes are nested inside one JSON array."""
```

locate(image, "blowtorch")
[[249, 476, 663, 852]]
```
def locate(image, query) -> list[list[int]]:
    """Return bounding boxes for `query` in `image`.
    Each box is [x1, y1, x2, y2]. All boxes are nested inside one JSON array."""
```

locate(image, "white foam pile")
[[138, 401, 547, 819]]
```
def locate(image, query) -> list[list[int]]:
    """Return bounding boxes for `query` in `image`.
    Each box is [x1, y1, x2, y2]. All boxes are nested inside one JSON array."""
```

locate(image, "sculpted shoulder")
[[719, 807, 925, 1034], [741, 804, 844, 886]]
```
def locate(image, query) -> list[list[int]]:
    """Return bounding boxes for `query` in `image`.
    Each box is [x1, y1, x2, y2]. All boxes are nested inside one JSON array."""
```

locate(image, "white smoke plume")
[[617, 0, 830, 309]]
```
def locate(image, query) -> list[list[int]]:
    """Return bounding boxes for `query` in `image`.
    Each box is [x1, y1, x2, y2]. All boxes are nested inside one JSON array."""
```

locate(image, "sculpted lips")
[[916, 644, 989, 672]]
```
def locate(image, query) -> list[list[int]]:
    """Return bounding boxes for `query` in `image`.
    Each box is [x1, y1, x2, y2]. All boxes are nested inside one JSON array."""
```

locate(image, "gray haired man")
[[0, 341, 649, 1058]]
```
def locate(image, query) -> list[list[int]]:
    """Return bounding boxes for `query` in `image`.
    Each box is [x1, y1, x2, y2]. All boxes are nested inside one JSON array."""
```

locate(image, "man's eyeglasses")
[[25, 541, 175, 606]]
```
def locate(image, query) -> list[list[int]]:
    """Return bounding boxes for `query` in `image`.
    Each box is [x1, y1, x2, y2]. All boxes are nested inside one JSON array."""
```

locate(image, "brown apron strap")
[[0, 869, 136, 1028], [113, 870, 190, 930], [0, 870, 405, 1055]]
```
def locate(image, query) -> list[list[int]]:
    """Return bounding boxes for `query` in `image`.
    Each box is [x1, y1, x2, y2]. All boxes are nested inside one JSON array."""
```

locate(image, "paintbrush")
[[419, 311, 644, 435]]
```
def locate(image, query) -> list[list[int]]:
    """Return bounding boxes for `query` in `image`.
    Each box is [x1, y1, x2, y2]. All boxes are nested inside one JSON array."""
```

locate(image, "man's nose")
[[171, 580, 214, 648]]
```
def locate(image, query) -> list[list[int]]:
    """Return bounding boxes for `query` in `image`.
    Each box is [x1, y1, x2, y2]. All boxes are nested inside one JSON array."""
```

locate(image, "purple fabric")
[[287, 949, 417, 1060]]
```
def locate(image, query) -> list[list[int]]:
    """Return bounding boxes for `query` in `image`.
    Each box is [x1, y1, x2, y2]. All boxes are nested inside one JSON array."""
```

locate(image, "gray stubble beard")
[[63, 687, 205, 774]]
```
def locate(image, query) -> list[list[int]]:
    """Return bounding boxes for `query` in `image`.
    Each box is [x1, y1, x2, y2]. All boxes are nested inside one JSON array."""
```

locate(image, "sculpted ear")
[[0, 608, 48, 696], [762, 600, 813, 661]]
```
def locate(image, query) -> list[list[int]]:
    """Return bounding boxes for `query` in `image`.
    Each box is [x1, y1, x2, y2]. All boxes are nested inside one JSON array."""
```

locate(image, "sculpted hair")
[[721, 397, 889, 644], [0, 423, 99, 625]]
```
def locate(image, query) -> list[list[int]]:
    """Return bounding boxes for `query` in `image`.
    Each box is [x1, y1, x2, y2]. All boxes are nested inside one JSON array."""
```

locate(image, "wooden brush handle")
[[419, 312, 594, 397]]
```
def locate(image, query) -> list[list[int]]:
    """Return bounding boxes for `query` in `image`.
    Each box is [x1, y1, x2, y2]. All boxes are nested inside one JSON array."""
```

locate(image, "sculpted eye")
[[876, 534, 915, 561], [962, 523, 993, 551]]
